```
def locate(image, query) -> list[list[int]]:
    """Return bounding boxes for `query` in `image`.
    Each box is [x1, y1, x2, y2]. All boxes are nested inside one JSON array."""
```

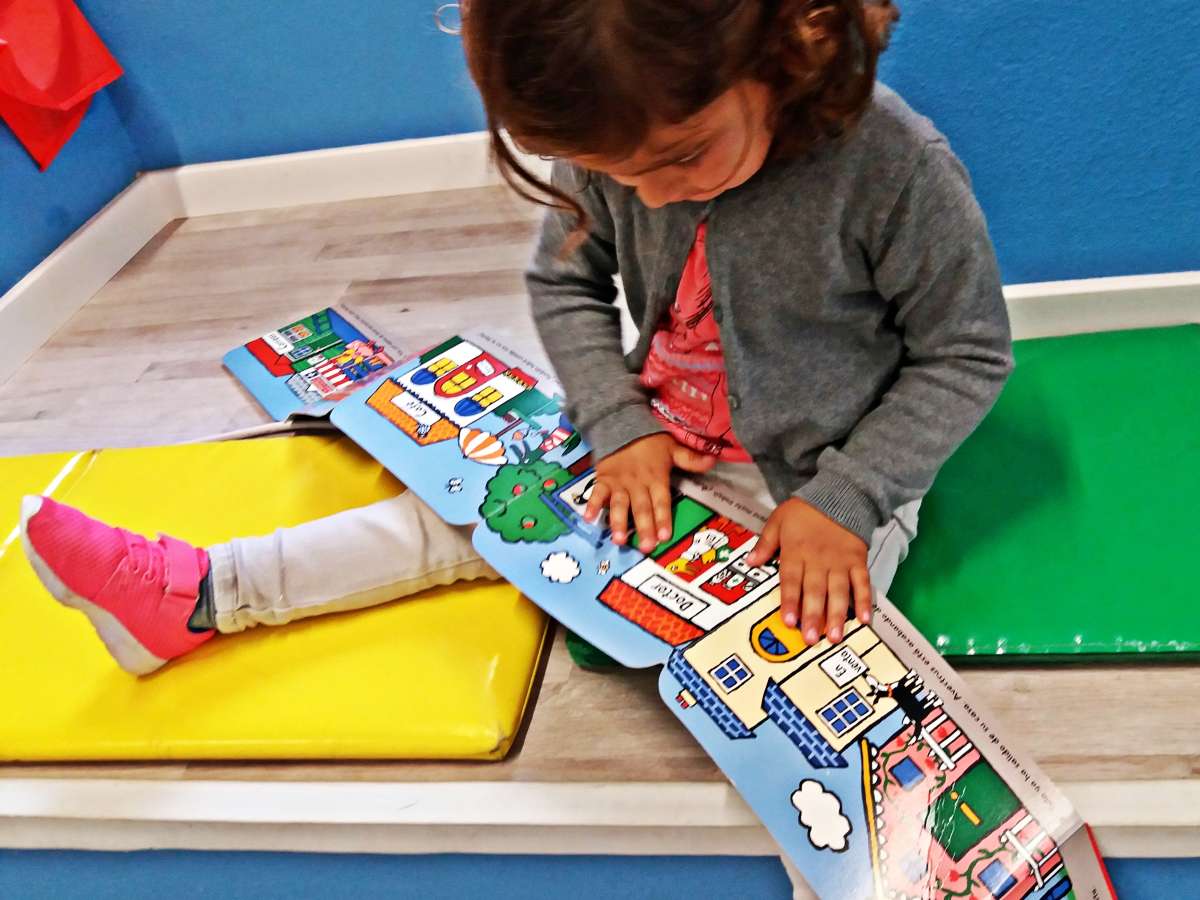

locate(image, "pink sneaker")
[[20, 496, 214, 675]]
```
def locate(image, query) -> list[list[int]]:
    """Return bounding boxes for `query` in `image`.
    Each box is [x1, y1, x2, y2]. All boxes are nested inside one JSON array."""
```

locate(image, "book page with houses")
[[644, 481, 1115, 899], [265, 328, 1114, 897], [329, 331, 593, 529], [470, 456, 1115, 897], [224, 305, 404, 421]]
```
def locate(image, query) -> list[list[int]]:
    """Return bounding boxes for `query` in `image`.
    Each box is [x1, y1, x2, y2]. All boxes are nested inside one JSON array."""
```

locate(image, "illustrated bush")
[[480, 460, 573, 543]]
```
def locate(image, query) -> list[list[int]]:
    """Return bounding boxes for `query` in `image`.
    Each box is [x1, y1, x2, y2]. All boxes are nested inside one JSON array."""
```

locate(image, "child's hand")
[[584, 433, 716, 552], [746, 498, 870, 645]]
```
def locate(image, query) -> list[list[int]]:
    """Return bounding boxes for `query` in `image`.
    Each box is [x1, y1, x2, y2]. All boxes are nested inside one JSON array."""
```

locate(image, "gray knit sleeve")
[[794, 141, 1014, 543], [526, 161, 665, 460]]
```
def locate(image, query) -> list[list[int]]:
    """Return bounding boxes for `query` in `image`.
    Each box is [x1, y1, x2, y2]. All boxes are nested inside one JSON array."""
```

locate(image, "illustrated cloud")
[[791, 780, 852, 853], [541, 551, 581, 584]]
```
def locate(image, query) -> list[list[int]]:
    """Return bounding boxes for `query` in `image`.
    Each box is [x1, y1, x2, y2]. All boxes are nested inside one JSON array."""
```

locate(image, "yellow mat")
[[0, 436, 549, 761]]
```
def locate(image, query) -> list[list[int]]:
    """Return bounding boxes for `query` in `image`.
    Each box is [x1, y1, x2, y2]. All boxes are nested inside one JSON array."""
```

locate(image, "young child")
[[20, 2, 1010, 893], [22, 0, 1010, 673]]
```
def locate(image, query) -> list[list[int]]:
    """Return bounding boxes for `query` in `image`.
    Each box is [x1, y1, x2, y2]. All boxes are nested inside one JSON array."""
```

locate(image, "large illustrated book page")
[[653, 481, 1115, 899], [224, 305, 404, 421], [314, 331, 1115, 899]]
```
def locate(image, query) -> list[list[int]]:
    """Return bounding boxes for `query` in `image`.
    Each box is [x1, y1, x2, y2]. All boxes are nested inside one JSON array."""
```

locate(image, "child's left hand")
[[745, 499, 870, 645]]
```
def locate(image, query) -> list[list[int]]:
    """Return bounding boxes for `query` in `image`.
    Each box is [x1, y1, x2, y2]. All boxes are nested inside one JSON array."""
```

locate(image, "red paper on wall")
[[0, 0, 123, 169]]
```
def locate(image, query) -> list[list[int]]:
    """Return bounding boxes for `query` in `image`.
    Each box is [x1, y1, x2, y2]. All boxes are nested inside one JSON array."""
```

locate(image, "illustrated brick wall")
[[667, 649, 754, 740], [762, 680, 847, 769], [366, 380, 458, 445], [599, 580, 703, 646]]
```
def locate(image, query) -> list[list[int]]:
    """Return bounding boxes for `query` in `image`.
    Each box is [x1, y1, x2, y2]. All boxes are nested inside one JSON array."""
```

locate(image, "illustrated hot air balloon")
[[458, 428, 506, 466]]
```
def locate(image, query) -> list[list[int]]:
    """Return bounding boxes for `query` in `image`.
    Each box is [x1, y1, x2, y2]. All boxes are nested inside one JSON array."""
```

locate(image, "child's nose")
[[636, 177, 688, 209], [636, 185, 671, 208]]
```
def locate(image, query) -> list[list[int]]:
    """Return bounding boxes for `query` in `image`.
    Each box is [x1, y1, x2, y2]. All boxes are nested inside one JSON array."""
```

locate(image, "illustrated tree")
[[480, 460, 573, 543]]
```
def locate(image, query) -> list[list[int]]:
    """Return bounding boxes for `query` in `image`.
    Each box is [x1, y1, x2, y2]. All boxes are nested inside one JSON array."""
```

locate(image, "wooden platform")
[[1, 185, 1197, 858]]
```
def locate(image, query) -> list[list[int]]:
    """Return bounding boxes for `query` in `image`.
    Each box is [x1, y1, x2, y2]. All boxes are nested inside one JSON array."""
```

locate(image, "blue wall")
[[2, 1, 1198, 292], [0, 850, 1187, 900], [1, 0, 482, 296], [75, 0, 484, 169], [881, 1, 1200, 283], [0, 90, 140, 295]]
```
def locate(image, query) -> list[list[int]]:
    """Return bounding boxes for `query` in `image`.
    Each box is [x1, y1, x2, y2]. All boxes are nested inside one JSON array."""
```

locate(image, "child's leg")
[[863, 497, 921, 594], [21, 490, 496, 675], [207, 490, 498, 633]]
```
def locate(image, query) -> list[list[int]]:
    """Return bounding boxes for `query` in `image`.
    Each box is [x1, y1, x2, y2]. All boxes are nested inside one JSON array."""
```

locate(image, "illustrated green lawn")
[[926, 762, 1022, 861]]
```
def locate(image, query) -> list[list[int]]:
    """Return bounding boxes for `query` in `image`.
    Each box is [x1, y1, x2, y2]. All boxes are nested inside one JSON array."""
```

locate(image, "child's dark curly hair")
[[460, 1, 900, 232]]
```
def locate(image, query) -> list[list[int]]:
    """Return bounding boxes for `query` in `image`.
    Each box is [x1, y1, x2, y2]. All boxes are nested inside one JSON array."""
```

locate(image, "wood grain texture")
[[0, 186, 540, 454], [0, 185, 1194, 791]]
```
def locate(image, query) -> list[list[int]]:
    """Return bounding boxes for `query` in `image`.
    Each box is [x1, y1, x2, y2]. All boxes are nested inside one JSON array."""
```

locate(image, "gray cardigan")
[[526, 85, 1013, 543]]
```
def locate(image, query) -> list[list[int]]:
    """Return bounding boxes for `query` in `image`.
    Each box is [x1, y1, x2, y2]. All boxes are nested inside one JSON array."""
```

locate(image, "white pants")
[[207, 488, 498, 634], [207, 462, 918, 900]]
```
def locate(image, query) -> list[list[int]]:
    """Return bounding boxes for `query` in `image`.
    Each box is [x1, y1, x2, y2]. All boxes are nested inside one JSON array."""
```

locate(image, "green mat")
[[891, 325, 1200, 662]]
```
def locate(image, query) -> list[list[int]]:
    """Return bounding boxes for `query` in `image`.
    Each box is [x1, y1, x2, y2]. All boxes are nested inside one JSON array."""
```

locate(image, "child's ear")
[[865, 0, 901, 51]]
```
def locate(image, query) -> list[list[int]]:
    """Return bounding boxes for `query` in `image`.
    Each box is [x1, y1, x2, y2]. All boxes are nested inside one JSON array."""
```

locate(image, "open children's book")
[[223, 305, 405, 421], [228, 322, 1116, 899]]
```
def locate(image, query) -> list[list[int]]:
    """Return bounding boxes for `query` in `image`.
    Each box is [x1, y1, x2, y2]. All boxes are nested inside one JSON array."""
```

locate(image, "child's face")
[[571, 80, 774, 209]]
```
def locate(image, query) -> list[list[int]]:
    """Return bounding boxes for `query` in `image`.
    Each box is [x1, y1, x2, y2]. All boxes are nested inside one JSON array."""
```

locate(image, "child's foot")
[[20, 496, 214, 675]]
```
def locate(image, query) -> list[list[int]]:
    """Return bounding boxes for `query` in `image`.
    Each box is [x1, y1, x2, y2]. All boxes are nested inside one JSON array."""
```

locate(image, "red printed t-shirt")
[[639, 222, 751, 462]]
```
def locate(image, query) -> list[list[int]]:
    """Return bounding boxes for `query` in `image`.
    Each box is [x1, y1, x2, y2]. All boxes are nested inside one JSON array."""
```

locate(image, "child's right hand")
[[583, 433, 716, 552]]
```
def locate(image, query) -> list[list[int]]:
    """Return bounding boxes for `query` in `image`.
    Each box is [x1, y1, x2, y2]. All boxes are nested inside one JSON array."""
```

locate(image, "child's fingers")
[[671, 444, 717, 473], [779, 557, 804, 630], [748, 519, 781, 567], [800, 568, 828, 645], [584, 480, 611, 523], [650, 481, 674, 545], [850, 565, 872, 623], [630, 487, 659, 552], [609, 490, 630, 544], [826, 571, 851, 643]]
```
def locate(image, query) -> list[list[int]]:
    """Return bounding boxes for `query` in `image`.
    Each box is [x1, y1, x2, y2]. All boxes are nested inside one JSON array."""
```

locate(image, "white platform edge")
[[0, 778, 1195, 859], [1005, 270, 1200, 339], [170, 131, 551, 218], [0, 171, 185, 387]]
